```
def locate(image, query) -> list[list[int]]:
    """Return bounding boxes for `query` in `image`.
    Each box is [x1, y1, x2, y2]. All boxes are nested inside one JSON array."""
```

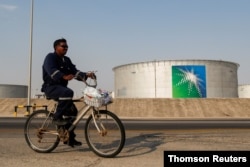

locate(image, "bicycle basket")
[[83, 87, 103, 107]]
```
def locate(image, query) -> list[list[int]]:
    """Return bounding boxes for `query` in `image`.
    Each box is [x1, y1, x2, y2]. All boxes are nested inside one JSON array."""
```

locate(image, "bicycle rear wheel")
[[24, 110, 60, 153], [85, 110, 126, 158]]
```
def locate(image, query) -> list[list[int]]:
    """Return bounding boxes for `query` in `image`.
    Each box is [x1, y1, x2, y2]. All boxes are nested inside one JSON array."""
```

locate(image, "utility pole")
[[27, 0, 34, 107], [154, 60, 157, 98]]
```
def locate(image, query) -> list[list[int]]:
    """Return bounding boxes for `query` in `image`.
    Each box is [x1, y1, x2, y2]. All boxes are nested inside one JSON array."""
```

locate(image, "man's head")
[[53, 38, 68, 56]]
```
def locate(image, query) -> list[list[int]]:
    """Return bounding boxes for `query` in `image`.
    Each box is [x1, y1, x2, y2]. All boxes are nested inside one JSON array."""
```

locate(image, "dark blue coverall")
[[41, 52, 87, 119]]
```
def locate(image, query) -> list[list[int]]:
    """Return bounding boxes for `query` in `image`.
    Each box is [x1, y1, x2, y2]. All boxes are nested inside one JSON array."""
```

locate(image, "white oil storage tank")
[[113, 60, 239, 98], [0, 84, 28, 98], [238, 84, 250, 98]]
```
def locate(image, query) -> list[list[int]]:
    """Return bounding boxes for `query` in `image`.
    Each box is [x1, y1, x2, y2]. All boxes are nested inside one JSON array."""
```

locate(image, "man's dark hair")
[[53, 38, 67, 50]]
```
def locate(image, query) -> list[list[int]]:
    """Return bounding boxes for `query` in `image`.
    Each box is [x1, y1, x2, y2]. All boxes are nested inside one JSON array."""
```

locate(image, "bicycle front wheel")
[[85, 110, 126, 158], [24, 110, 60, 153]]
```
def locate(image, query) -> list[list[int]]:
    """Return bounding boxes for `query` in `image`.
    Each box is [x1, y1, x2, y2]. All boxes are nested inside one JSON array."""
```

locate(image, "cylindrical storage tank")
[[113, 60, 239, 98], [238, 85, 250, 98], [0, 84, 28, 98]]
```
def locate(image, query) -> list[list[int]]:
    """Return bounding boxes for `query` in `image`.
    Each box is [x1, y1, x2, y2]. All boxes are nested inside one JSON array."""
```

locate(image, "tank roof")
[[112, 59, 239, 71]]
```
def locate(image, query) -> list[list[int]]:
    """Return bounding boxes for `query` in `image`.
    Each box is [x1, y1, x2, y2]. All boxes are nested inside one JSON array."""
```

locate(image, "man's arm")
[[65, 56, 89, 81]]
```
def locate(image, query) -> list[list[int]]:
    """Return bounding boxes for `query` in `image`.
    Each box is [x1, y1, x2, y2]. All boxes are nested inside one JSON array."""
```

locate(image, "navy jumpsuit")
[[41, 52, 87, 119]]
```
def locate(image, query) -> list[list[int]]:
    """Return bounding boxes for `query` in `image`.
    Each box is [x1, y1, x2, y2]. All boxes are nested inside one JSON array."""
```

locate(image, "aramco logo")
[[172, 65, 207, 98]]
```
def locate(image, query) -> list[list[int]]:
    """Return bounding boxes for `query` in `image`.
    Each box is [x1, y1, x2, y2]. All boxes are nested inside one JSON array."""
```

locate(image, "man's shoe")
[[64, 139, 82, 147], [52, 118, 68, 125], [72, 139, 82, 146]]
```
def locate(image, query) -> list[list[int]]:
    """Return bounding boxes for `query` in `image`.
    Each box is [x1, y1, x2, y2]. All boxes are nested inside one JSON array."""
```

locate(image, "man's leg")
[[45, 85, 74, 119], [45, 85, 81, 147], [64, 103, 82, 147], [64, 124, 82, 147]]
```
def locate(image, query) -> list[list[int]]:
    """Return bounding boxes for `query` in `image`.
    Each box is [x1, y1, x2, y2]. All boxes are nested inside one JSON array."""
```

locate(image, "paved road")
[[1, 118, 250, 167], [2, 117, 250, 130]]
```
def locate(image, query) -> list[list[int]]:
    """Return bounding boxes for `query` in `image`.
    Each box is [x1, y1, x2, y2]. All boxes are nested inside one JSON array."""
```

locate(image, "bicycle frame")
[[49, 99, 106, 135], [24, 77, 125, 157], [68, 104, 91, 131]]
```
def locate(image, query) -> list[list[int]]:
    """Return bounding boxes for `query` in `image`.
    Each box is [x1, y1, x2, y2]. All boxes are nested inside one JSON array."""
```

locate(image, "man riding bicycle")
[[41, 38, 95, 147]]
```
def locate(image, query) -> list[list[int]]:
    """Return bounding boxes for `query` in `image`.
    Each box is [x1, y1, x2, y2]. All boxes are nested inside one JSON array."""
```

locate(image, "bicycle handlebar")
[[83, 71, 97, 88], [83, 79, 97, 88]]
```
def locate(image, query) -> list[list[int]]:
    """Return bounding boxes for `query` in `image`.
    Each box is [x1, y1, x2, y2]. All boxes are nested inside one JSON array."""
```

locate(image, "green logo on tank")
[[172, 65, 206, 98]]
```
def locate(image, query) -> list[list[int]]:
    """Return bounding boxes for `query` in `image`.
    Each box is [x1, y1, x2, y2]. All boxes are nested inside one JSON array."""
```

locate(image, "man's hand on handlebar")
[[83, 71, 97, 87]]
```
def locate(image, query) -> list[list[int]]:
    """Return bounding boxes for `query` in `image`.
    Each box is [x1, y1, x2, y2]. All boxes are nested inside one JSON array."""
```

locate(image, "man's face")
[[55, 42, 68, 56]]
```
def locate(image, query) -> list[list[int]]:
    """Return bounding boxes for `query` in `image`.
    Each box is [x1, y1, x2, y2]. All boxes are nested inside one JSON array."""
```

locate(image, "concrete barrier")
[[1, 98, 250, 118]]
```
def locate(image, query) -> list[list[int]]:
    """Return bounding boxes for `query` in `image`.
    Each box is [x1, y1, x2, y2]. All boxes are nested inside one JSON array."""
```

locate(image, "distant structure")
[[238, 85, 250, 98], [0, 84, 28, 98], [34, 94, 45, 98], [113, 60, 239, 98]]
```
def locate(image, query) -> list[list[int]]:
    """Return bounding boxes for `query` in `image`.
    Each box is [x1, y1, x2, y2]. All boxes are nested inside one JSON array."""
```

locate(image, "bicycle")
[[24, 77, 126, 158]]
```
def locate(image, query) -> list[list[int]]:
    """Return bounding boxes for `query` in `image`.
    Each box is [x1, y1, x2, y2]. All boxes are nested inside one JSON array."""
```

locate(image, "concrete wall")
[[1, 98, 250, 119]]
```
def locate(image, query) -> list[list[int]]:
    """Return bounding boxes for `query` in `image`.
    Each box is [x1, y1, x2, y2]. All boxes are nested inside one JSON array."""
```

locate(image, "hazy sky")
[[0, 0, 250, 97]]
